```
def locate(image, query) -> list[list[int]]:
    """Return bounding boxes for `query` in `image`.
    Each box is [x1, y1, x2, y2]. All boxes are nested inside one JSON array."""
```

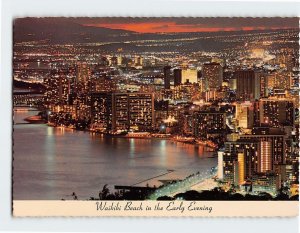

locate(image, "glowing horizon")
[[83, 21, 296, 33]]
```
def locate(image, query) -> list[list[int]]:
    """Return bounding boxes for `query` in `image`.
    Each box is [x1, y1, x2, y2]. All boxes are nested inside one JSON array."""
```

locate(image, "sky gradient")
[[79, 17, 299, 33]]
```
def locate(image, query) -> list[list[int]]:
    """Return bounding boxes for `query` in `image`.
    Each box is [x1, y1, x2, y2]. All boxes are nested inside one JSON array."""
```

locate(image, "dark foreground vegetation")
[[157, 188, 299, 201], [66, 185, 299, 201]]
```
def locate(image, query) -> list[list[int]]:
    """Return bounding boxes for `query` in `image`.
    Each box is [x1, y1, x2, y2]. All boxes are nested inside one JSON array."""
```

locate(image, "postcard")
[[12, 17, 299, 217]]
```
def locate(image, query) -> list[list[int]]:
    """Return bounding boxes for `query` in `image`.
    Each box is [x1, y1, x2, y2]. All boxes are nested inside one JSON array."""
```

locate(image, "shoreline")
[[17, 106, 218, 151], [48, 123, 218, 151], [16, 106, 218, 151]]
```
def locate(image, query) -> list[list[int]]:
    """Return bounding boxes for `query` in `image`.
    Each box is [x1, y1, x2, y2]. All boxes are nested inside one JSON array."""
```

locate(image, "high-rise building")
[[202, 63, 223, 91], [257, 72, 268, 98], [222, 151, 236, 184], [237, 153, 245, 185], [163, 66, 171, 89], [113, 93, 129, 131], [76, 62, 91, 94], [219, 126, 289, 187], [182, 68, 198, 84], [128, 93, 155, 132], [91, 92, 113, 132], [235, 70, 261, 101], [154, 100, 169, 129], [44, 70, 71, 106], [91, 92, 155, 132], [218, 151, 224, 180], [222, 139, 259, 184], [258, 98, 294, 127], [235, 101, 254, 129], [182, 114, 193, 135], [173, 69, 182, 86], [193, 109, 226, 138], [240, 129, 286, 170], [260, 140, 272, 172]]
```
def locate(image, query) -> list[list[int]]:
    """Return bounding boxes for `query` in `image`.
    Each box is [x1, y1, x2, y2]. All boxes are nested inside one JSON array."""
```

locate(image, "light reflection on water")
[[13, 109, 217, 200]]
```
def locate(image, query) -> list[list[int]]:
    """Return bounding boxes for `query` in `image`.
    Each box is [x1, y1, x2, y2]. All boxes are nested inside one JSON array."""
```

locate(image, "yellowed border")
[[13, 201, 299, 217]]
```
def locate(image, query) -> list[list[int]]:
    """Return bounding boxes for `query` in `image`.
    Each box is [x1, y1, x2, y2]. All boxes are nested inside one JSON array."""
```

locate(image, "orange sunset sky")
[[79, 17, 299, 33]]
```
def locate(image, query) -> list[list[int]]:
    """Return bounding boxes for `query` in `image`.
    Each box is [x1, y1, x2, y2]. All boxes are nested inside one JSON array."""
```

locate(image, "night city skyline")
[[13, 17, 299, 201]]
